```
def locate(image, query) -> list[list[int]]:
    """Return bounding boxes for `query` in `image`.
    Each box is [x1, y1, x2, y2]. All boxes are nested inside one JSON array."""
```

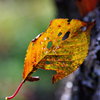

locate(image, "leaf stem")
[[5, 80, 25, 100]]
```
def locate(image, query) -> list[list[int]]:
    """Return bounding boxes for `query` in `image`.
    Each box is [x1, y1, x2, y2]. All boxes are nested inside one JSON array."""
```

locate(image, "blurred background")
[[0, 0, 100, 100], [0, 0, 56, 100]]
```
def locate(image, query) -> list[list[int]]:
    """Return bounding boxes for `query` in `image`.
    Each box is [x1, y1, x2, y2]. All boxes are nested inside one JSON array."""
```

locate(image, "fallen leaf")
[[23, 18, 94, 83]]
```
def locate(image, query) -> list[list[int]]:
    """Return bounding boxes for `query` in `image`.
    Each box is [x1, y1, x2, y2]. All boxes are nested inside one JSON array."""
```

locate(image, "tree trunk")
[[54, 0, 100, 100]]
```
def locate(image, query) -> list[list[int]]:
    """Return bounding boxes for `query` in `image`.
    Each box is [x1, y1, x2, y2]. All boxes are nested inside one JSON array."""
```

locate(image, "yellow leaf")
[[23, 18, 94, 83]]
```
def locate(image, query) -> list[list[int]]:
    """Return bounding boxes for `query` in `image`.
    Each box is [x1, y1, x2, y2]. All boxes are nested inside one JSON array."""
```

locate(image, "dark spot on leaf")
[[68, 19, 71, 24], [47, 37, 49, 40], [45, 61, 51, 64], [47, 41, 53, 49], [62, 31, 70, 40], [58, 25, 61, 27], [58, 32, 62, 36], [81, 26, 87, 31]]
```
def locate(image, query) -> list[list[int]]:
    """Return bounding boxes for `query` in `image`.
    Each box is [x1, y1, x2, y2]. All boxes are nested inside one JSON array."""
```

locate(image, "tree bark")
[[54, 0, 100, 100]]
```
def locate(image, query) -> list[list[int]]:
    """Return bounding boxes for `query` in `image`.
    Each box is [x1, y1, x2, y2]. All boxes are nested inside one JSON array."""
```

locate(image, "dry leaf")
[[5, 18, 94, 100], [23, 18, 94, 83]]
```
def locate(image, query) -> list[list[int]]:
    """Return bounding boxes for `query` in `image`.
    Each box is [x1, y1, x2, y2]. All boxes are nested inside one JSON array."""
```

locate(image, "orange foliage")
[[23, 19, 94, 83]]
